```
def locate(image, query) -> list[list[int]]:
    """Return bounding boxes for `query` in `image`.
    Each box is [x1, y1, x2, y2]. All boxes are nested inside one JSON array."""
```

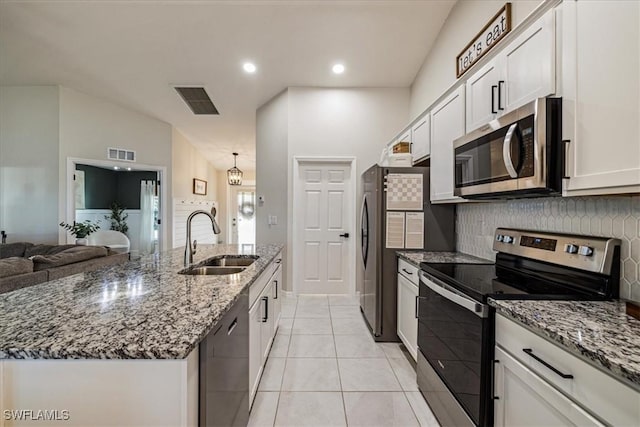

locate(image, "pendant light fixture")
[[227, 152, 243, 186]]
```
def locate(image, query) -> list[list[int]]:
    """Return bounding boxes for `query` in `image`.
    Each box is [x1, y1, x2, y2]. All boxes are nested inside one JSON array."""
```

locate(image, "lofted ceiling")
[[0, 0, 456, 172]]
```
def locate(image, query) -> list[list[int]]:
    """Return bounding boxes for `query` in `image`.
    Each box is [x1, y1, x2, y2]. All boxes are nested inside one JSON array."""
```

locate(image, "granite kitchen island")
[[0, 243, 283, 426]]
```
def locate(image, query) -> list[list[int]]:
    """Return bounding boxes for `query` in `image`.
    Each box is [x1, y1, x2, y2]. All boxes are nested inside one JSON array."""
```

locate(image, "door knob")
[[339, 233, 350, 238]]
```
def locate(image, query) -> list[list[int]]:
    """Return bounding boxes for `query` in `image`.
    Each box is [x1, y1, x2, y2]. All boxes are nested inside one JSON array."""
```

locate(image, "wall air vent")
[[174, 87, 219, 115], [107, 147, 136, 162]]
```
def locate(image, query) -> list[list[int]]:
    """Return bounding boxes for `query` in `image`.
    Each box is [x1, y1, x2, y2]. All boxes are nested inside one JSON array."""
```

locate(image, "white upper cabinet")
[[465, 8, 556, 132], [411, 113, 430, 162], [561, 0, 640, 195], [430, 85, 466, 203], [466, 58, 503, 132], [502, 9, 555, 112]]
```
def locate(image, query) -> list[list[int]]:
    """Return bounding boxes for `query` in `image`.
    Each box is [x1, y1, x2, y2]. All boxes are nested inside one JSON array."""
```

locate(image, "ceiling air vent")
[[174, 87, 219, 115]]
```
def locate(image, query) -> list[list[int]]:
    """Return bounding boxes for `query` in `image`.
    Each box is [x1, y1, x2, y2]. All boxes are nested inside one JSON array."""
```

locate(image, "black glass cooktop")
[[419, 261, 607, 303]]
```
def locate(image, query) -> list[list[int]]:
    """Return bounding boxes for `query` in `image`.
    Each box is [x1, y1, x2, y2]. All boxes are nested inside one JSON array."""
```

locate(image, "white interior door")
[[294, 160, 354, 294], [230, 186, 256, 246]]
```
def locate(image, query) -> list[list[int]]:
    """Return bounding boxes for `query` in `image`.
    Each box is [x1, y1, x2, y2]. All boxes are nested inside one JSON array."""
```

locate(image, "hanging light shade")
[[227, 152, 243, 186]]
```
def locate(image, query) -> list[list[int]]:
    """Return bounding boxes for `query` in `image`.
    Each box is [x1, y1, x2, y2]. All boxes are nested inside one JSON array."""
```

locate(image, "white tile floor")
[[248, 294, 440, 427]]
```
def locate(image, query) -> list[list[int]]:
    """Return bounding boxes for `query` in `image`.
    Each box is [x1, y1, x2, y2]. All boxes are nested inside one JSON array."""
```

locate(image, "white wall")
[[256, 87, 410, 292], [409, 0, 542, 119], [0, 86, 60, 243], [58, 86, 173, 248]]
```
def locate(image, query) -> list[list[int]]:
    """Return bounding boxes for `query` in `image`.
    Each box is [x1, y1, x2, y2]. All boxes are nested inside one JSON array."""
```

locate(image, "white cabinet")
[[494, 347, 603, 427], [411, 114, 430, 162], [561, 0, 640, 195], [430, 85, 466, 203], [396, 274, 418, 361], [249, 252, 283, 405], [495, 314, 640, 426], [397, 129, 411, 145], [465, 9, 556, 132], [271, 264, 282, 336]]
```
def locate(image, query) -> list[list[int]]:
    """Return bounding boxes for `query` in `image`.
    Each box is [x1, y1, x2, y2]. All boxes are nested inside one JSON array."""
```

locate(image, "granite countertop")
[[0, 244, 283, 360], [490, 299, 640, 389], [397, 251, 492, 267]]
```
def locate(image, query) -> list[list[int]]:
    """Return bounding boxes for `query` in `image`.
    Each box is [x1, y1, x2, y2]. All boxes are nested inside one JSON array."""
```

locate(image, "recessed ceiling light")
[[126, 167, 132, 171], [113, 166, 120, 170], [332, 63, 345, 74], [243, 62, 257, 73]]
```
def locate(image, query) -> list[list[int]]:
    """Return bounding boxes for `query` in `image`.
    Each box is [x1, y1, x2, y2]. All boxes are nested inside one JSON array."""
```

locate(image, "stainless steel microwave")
[[453, 97, 563, 199]]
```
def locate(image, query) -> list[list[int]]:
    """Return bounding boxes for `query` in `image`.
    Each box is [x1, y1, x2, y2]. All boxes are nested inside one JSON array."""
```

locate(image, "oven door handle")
[[419, 271, 488, 318], [503, 123, 519, 178]]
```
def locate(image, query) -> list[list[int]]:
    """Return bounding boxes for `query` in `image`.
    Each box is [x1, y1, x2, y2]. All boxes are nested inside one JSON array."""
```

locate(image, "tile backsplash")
[[456, 195, 640, 302]]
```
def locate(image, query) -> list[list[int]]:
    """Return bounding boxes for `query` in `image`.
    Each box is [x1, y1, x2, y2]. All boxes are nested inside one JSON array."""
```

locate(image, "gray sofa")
[[0, 242, 129, 294]]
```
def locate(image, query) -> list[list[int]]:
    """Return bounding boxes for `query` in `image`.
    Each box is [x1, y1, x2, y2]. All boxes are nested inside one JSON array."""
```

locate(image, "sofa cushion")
[[0, 270, 48, 294], [0, 257, 34, 278], [25, 244, 78, 258], [31, 246, 108, 271], [0, 242, 34, 259]]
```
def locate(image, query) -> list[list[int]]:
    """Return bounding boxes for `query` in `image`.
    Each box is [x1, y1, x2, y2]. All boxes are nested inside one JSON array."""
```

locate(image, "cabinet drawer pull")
[[261, 296, 269, 322], [274, 280, 278, 299], [523, 348, 574, 379], [402, 268, 414, 275], [275, 259, 282, 264], [227, 318, 238, 335]]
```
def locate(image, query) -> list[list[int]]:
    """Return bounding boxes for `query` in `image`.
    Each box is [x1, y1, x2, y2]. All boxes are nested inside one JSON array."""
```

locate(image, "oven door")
[[453, 98, 558, 198], [417, 271, 492, 426]]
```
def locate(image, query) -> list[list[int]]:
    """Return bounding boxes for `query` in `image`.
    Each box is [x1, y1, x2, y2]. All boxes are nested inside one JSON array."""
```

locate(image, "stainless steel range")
[[416, 228, 621, 427]]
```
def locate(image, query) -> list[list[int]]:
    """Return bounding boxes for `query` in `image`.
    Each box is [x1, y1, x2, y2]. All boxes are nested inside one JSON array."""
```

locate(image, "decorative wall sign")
[[456, 3, 511, 78], [193, 178, 207, 195]]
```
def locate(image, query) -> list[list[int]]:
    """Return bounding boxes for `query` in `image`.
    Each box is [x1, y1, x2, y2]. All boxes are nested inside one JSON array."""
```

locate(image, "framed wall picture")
[[193, 178, 207, 195]]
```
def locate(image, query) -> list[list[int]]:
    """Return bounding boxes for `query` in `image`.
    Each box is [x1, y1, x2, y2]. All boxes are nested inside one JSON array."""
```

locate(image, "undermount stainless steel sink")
[[203, 255, 259, 267], [178, 266, 246, 276]]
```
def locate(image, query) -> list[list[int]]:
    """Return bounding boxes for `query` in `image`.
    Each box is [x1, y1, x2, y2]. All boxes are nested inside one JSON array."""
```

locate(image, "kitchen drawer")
[[249, 251, 283, 308], [398, 258, 419, 285], [495, 314, 640, 426]]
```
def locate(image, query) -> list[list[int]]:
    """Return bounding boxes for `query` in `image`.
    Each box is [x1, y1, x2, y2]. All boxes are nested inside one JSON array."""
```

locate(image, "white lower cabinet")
[[396, 273, 418, 361], [495, 314, 640, 426], [249, 252, 283, 405], [396, 258, 419, 361], [494, 346, 603, 427]]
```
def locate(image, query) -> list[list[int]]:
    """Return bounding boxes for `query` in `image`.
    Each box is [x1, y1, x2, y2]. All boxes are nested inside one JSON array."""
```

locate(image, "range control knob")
[[502, 235, 514, 244], [578, 246, 594, 256], [496, 234, 504, 242], [564, 244, 579, 254]]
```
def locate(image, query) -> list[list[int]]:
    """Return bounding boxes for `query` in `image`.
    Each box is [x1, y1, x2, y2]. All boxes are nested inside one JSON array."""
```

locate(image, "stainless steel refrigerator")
[[359, 164, 455, 342]]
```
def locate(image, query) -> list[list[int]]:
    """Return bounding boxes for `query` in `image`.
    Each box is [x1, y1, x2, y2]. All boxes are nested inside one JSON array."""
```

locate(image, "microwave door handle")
[[503, 123, 519, 178]]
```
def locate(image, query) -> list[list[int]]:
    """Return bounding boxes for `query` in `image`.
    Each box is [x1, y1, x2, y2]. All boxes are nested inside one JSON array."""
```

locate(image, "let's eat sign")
[[456, 3, 512, 78]]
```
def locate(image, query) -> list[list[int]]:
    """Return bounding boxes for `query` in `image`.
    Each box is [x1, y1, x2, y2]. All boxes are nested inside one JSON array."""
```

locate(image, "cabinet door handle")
[[492, 360, 500, 400], [402, 268, 414, 276], [261, 296, 269, 322], [562, 139, 571, 179], [227, 318, 238, 335], [275, 259, 282, 264], [523, 348, 574, 379], [498, 80, 505, 110], [415, 295, 419, 319], [491, 85, 498, 114], [274, 280, 278, 299]]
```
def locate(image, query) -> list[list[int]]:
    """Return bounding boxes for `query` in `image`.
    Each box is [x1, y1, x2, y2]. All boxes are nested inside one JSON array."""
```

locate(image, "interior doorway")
[[292, 157, 356, 295], [229, 186, 256, 246], [65, 158, 167, 257]]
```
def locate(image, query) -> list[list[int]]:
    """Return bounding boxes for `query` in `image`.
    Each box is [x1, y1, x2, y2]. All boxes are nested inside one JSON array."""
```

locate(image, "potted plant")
[[104, 201, 129, 235], [59, 220, 100, 245]]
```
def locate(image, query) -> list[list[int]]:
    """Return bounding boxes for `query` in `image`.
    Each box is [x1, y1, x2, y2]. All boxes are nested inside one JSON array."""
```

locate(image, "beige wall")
[[171, 128, 219, 201], [0, 86, 60, 243], [409, 0, 542, 119]]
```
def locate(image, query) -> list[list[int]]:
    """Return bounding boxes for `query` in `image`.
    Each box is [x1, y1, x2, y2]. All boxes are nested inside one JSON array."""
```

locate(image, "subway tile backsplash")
[[456, 195, 640, 302]]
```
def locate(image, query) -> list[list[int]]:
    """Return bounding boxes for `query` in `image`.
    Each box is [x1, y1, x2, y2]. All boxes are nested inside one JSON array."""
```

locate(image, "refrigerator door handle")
[[360, 196, 369, 269]]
